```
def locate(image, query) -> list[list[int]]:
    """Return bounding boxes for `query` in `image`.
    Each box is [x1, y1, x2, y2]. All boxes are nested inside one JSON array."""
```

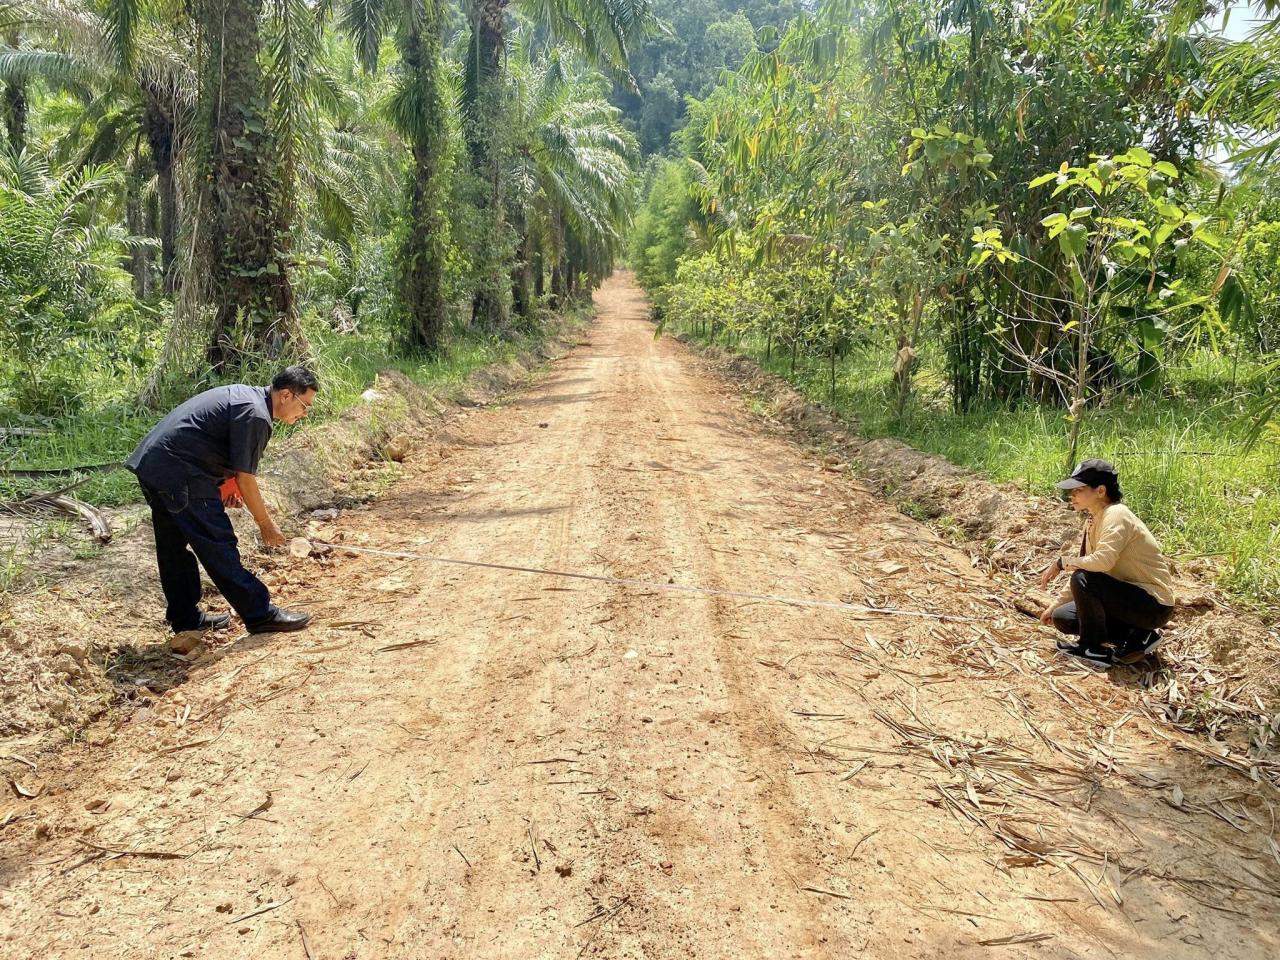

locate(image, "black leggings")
[[1050, 570, 1174, 650]]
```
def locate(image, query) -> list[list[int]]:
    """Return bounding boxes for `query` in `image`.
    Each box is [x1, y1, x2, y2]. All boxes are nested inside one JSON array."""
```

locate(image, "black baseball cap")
[[1056, 458, 1118, 491]]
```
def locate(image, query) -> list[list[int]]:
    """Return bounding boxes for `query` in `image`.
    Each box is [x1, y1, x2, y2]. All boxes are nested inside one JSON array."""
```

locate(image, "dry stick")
[[317, 876, 342, 908], [851, 827, 881, 856], [0, 809, 34, 831], [376, 638, 437, 653], [574, 896, 632, 927], [227, 898, 292, 925], [978, 932, 1054, 947], [922, 903, 1003, 921], [320, 541, 974, 622], [255, 670, 314, 705], [453, 845, 472, 869], [307, 642, 352, 654], [800, 885, 854, 900], [157, 722, 230, 756], [840, 760, 871, 782], [297, 920, 314, 960], [528, 824, 542, 872], [191, 693, 236, 724], [76, 839, 186, 861]]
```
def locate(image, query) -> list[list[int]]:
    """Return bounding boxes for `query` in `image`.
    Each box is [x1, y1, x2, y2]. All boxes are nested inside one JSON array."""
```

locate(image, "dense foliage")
[[0, 0, 646, 415], [633, 0, 1280, 465]]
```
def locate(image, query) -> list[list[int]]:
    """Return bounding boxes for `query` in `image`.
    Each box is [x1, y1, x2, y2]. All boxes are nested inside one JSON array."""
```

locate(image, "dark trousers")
[[1051, 570, 1174, 650], [141, 483, 273, 630]]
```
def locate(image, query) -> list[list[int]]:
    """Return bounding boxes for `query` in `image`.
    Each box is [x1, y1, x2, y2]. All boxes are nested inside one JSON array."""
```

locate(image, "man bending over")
[[127, 366, 318, 640]]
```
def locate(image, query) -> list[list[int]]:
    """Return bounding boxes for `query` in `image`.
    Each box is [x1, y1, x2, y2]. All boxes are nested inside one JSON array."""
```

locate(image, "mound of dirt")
[[0, 319, 587, 744], [684, 336, 1280, 728]]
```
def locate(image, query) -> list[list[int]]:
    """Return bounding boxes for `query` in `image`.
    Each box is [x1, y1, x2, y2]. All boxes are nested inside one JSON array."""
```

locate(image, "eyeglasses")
[[292, 391, 315, 413]]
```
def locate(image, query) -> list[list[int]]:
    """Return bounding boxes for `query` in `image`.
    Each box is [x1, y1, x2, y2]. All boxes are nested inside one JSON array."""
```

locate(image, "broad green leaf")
[[1127, 146, 1154, 167], [1060, 223, 1088, 257]]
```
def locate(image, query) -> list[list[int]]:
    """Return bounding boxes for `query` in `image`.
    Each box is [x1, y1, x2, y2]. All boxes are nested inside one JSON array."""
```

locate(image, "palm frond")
[[101, 0, 144, 70], [0, 147, 50, 196], [0, 47, 97, 95], [340, 0, 389, 73]]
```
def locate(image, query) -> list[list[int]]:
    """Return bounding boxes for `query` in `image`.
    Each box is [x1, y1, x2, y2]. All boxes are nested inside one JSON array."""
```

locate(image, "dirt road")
[[2, 274, 1277, 959]]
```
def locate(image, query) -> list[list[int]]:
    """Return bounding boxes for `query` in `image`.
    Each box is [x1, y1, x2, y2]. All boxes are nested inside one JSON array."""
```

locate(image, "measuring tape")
[[314, 539, 976, 622]]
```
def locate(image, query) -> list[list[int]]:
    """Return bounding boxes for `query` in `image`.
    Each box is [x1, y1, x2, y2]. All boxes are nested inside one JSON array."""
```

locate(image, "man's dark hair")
[[1100, 476, 1123, 503], [272, 365, 319, 393]]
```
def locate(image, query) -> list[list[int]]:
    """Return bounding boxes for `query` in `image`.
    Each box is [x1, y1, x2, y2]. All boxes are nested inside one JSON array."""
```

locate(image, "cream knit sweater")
[[1059, 503, 1176, 607]]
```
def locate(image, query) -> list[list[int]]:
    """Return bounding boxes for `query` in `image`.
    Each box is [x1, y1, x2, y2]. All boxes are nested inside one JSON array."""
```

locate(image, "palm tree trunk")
[[157, 161, 179, 294], [196, 0, 298, 369], [466, 0, 508, 331], [566, 232, 583, 300], [464, 0, 504, 168], [3, 29, 25, 153], [533, 240, 544, 300], [126, 161, 150, 298], [143, 95, 179, 294], [550, 264, 564, 306], [511, 224, 534, 323], [396, 13, 449, 353]]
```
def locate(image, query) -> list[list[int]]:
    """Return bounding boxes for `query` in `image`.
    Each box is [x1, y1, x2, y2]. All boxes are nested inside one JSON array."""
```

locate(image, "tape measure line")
[[315, 540, 976, 623]]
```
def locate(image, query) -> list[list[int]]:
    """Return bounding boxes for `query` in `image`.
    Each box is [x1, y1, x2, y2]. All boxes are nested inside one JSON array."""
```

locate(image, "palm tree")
[[506, 48, 636, 317], [337, 0, 451, 353], [295, 37, 402, 253], [192, 0, 299, 367], [0, 0, 196, 294], [0, 8, 26, 152], [463, 0, 655, 330]]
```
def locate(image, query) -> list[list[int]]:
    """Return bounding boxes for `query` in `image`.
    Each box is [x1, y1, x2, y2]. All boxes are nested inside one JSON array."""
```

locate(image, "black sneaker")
[[1055, 639, 1113, 669], [1116, 629, 1162, 664]]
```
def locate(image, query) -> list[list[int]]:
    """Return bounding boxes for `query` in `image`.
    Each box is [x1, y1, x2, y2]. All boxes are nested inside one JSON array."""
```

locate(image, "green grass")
[[0, 316, 578, 511], [682, 325, 1280, 620]]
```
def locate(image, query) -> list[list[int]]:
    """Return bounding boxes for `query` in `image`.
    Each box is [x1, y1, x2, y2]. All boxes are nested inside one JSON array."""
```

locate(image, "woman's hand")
[[1039, 604, 1056, 626], [1038, 558, 1062, 591]]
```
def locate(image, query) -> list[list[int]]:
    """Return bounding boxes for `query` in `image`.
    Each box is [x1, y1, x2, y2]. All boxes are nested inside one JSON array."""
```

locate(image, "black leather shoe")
[[246, 608, 312, 634], [172, 611, 232, 633]]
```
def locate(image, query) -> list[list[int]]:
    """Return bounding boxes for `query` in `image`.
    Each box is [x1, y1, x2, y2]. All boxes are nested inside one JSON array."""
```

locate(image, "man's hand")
[[1039, 604, 1056, 626], [219, 476, 244, 509], [1038, 558, 1061, 591], [234, 472, 283, 548], [259, 520, 286, 549]]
